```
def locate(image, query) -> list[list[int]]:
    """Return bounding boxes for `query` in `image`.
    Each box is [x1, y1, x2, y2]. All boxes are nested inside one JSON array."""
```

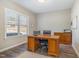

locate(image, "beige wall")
[[0, 0, 37, 51], [37, 9, 71, 34], [71, 0, 79, 57]]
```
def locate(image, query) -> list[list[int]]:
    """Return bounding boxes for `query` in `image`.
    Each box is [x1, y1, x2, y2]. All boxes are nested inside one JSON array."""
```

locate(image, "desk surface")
[[28, 35, 60, 39], [28, 35, 60, 56]]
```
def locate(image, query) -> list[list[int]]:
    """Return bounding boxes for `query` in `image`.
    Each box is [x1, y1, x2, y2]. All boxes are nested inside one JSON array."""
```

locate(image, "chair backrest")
[[43, 30, 51, 35], [33, 31, 40, 35]]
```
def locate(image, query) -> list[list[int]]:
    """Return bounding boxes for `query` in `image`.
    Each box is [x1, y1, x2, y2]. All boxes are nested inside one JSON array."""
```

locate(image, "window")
[[19, 15, 28, 35], [5, 8, 29, 37]]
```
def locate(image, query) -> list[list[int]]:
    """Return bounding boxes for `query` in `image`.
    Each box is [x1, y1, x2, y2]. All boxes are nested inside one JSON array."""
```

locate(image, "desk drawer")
[[28, 37, 35, 51], [54, 32, 72, 44], [48, 39, 56, 52], [48, 39, 59, 56]]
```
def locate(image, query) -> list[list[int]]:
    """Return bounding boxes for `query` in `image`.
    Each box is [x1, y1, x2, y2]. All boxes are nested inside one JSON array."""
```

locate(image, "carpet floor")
[[0, 43, 78, 58]]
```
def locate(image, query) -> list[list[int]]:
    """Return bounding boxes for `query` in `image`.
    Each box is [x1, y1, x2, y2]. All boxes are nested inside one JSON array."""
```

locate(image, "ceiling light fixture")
[[38, 0, 47, 3]]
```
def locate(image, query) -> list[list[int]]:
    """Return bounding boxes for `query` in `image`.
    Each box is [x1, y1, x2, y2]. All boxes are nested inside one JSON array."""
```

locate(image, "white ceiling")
[[13, 0, 74, 14]]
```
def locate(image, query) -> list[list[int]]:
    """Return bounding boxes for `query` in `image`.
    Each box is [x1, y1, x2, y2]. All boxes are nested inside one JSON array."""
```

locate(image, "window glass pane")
[[5, 8, 29, 37], [19, 25, 27, 35], [5, 8, 18, 36], [19, 15, 27, 35]]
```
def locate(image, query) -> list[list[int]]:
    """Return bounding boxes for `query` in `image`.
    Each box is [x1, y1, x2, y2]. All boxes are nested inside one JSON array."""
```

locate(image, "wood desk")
[[54, 32, 72, 44], [27, 35, 60, 56]]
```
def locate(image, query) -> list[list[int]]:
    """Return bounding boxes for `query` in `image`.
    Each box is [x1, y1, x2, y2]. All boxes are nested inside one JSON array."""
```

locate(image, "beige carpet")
[[17, 44, 78, 58], [17, 51, 51, 58], [0, 44, 77, 58]]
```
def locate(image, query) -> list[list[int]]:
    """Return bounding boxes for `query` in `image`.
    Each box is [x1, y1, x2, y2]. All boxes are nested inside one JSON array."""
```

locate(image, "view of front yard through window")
[[5, 8, 29, 37]]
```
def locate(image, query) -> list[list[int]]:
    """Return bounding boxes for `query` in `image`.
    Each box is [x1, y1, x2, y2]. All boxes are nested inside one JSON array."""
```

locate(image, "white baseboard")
[[72, 44, 79, 57], [0, 41, 26, 52]]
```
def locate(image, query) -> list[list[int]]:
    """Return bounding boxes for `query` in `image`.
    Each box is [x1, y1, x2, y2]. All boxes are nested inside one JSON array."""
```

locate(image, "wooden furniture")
[[39, 30, 51, 49], [27, 35, 60, 56], [54, 32, 72, 44]]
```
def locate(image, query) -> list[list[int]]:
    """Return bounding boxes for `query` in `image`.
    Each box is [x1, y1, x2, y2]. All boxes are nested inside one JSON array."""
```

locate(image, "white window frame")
[[18, 14, 29, 36], [5, 8, 29, 38]]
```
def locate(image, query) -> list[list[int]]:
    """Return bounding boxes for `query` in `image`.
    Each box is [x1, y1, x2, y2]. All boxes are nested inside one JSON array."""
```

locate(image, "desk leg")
[[28, 37, 39, 52], [48, 39, 60, 56]]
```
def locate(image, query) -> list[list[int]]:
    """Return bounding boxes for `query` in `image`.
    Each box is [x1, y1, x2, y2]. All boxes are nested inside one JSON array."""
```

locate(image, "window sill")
[[5, 34, 27, 39]]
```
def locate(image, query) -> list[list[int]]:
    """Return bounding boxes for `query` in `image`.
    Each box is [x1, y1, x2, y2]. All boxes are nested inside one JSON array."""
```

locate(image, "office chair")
[[33, 31, 40, 35], [33, 31, 44, 51], [43, 30, 51, 35], [39, 30, 51, 50]]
